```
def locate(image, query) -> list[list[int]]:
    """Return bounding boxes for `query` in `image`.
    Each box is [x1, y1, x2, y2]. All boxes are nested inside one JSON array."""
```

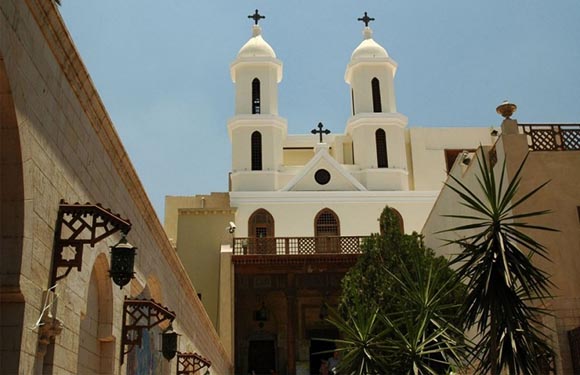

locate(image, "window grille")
[[315, 209, 340, 237]]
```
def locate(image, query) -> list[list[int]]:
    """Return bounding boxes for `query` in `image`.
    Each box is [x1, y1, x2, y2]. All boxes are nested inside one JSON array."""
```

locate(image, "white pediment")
[[281, 144, 367, 192]]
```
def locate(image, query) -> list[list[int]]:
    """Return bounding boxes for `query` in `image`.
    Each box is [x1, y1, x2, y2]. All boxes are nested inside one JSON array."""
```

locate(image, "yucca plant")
[[440, 148, 555, 375]]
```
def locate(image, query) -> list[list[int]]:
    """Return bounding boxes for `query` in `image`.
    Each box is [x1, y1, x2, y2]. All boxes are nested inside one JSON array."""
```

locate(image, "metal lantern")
[[254, 302, 268, 328], [161, 324, 179, 361], [109, 233, 136, 288]]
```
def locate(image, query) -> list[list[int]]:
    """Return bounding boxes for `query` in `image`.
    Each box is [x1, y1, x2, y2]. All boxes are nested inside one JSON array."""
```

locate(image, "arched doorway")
[[77, 254, 114, 375], [0, 53, 26, 373]]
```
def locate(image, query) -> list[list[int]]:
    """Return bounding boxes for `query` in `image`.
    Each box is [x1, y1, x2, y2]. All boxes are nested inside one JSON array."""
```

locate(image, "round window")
[[314, 169, 331, 185]]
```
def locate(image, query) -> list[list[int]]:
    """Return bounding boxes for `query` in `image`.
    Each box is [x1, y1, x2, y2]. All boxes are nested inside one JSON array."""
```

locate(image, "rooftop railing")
[[519, 124, 580, 151], [232, 236, 368, 256]]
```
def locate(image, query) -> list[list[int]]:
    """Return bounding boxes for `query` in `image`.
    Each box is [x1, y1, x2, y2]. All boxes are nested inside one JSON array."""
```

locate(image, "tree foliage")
[[440, 148, 555, 375], [331, 207, 468, 374]]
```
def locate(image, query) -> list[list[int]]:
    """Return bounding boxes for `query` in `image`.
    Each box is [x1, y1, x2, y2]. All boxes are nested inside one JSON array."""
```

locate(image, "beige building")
[[0, 1, 230, 374], [422, 115, 580, 374], [166, 15, 497, 375]]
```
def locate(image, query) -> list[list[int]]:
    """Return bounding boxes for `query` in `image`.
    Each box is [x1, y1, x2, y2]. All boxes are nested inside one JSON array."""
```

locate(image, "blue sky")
[[59, 1, 580, 221]]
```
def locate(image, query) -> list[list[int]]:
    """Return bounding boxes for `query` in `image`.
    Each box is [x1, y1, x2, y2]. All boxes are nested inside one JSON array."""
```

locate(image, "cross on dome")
[[311, 122, 331, 143], [248, 9, 265, 25], [357, 11, 375, 27]]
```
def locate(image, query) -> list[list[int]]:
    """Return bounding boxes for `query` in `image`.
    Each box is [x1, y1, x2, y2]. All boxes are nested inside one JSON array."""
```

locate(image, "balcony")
[[519, 124, 580, 151], [232, 236, 367, 256]]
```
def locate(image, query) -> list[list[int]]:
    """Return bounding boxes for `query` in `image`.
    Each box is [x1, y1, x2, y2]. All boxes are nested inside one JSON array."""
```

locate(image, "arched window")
[[379, 208, 405, 235], [252, 78, 261, 114], [251, 131, 262, 171], [375, 129, 388, 168], [249, 209, 275, 238], [351, 89, 356, 115], [249, 209, 275, 254], [372, 77, 382, 113], [314, 208, 340, 253]]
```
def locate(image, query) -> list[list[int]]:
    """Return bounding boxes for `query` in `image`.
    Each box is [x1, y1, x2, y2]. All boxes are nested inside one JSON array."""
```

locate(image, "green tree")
[[441, 149, 555, 375], [330, 207, 468, 374]]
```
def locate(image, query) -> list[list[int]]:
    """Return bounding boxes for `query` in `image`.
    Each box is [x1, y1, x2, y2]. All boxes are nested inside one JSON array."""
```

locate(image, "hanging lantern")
[[161, 324, 179, 361], [109, 233, 136, 288]]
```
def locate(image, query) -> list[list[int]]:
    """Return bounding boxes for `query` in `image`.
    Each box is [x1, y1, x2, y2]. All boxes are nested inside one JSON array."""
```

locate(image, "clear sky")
[[59, 1, 580, 221]]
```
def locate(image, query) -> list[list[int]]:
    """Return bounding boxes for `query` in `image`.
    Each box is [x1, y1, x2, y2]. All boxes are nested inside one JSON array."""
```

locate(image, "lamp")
[[120, 297, 176, 364], [109, 233, 136, 288], [50, 200, 132, 288], [496, 100, 517, 119], [161, 324, 179, 361], [254, 302, 268, 328]]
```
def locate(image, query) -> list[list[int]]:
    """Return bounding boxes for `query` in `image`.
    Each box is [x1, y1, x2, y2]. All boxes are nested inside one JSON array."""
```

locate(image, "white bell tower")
[[345, 13, 409, 191], [228, 11, 287, 191]]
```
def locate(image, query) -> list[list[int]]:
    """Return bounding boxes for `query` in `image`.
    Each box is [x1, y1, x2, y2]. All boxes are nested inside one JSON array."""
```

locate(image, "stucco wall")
[[422, 123, 580, 374], [0, 1, 231, 374]]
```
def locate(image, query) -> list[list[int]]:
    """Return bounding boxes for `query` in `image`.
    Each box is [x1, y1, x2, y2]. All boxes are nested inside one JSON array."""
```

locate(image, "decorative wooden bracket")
[[51, 200, 131, 285], [121, 297, 176, 364], [177, 352, 212, 374]]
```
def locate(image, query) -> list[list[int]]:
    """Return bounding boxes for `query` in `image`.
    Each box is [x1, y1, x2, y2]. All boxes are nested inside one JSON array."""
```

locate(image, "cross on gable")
[[357, 11, 375, 27], [311, 122, 331, 143], [248, 9, 265, 25]]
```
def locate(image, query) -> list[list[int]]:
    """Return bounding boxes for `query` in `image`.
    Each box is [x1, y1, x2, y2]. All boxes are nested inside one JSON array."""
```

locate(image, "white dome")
[[237, 25, 276, 58], [350, 28, 389, 60]]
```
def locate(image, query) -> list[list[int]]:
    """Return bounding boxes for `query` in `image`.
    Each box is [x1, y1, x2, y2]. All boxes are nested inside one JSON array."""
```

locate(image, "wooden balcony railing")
[[519, 124, 580, 151], [232, 236, 368, 256]]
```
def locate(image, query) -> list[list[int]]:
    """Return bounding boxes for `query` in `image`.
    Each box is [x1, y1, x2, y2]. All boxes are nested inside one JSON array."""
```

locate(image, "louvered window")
[[372, 77, 382, 113], [376, 129, 388, 168], [251, 131, 262, 171], [252, 78, 261, 114]]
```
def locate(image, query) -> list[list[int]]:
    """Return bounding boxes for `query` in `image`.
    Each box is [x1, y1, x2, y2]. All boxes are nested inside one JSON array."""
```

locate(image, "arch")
[[0, 54, 25, 373], [380, 208, 405, 235], [249, 209, 275, 238], [252, 78, 261, 114], [77, 254, 114, 374], [248, 209, 275, 255], [251, 131, 263, 171], [314, 209, 340, 237], [375, 129, 388, 168], [371, 77, 382, 113], [314, 209, 340, 254]]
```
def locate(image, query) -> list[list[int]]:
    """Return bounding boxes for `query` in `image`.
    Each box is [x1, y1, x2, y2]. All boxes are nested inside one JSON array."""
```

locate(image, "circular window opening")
[[314, 169, 331, 185]]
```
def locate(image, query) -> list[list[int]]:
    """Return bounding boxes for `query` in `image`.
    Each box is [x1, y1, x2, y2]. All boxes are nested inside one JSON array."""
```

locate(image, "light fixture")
[[254, 302, 268, 328], [161, 323, 179, 361], [50, 200, 132, 288], [109, 233, 136, 288], [120, 297, 176, 364], [496, 100, 517, 119]]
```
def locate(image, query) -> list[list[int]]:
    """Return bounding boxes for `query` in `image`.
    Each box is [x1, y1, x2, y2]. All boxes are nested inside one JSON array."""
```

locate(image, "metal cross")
[[248, 9, 265, 25], [357, 12, 375, 27], [311, 122, 331, 143]]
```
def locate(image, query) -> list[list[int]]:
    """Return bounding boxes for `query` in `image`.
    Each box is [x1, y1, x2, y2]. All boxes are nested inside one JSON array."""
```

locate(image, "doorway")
[[248, 339, 276, 375], [309, 329, 338, 375]]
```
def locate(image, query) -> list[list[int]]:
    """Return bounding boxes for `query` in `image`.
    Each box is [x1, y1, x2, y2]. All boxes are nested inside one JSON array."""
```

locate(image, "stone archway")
[[77, 254, 115, 375], [0, 53, 26, 373]]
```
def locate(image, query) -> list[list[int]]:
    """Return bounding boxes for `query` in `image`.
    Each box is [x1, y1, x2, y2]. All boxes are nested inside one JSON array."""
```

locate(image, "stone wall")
[[0, 1, 231, 374]]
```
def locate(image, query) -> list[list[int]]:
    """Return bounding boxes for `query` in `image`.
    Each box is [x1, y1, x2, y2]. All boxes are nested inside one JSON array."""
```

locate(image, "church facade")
[[165, 12, 496, 375]]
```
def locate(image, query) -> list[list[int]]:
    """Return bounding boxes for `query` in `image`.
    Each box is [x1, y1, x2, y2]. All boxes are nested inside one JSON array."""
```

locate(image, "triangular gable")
[[281, 146, 366, 191]]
